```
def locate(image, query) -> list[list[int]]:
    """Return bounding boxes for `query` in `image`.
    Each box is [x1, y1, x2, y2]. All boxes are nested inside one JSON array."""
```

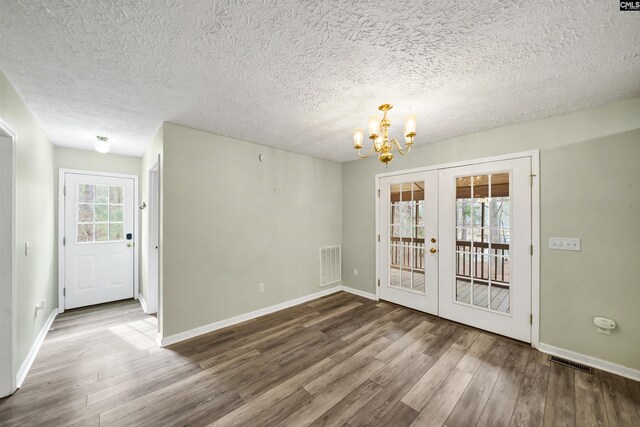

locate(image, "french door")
[[378, 157, 533, 342], [62, 172, 136, 309], [379, 171, 438, 314]]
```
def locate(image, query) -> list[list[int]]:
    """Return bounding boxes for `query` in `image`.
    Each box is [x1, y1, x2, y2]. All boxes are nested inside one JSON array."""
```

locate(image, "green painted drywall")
[[161, 123, 342, 337], [0, 71, 56, 370], [341, 97, 640, 371], [54, 146, 141, 177]]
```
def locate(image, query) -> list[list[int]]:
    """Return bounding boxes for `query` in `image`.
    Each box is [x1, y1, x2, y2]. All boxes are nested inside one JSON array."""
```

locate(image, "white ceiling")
[[0, 1, 638, 161]]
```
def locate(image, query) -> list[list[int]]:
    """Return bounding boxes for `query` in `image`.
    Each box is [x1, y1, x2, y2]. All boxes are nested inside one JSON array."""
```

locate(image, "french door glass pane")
[[455, 173, 511, 313], [389, 181, 425, 293]]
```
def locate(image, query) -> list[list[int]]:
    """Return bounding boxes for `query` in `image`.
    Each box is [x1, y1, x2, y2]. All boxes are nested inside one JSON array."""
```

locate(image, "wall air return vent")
[[320, 246, 341, 287]]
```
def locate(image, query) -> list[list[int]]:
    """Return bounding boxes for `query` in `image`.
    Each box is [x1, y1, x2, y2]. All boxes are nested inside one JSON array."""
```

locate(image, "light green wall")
[[342, 97, 640, 371], [0, 71, 56, 369], [54, 146, 141, 177], [161, 123, 342, 337], [541, 131, 640, 369], [139, 125, 163, 332], [53, 145, 142, 300]]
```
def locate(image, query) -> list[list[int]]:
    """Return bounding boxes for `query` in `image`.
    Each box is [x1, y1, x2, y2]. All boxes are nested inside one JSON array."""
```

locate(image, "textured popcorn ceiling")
[[0, 1, 638, 160]]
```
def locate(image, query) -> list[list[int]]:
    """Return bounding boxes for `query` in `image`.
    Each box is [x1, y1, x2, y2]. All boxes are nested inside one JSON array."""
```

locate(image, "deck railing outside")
[[390, 238, 510, 284], [390, 237, 425, 271]]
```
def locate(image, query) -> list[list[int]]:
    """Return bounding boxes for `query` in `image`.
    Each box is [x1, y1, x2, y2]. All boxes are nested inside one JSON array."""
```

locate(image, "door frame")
[[375, 150, 540, 348], [57, 169, 139, 312], [145, 158, 160, 314], [0, 120, 17, 397]]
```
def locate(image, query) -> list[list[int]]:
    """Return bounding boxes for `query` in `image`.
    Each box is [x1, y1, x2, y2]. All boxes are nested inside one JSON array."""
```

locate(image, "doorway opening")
[[0, 120, 17, 397], [144, 158, 160, 316]]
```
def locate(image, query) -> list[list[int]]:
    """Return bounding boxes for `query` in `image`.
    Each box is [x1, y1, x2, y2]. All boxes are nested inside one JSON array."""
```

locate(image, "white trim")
[[539, 343, 640, 382], [530, 152, 541, 349], [57, 170, 65, 311], [139, 294, 148, 314], [58, 169, 139, 312], [374, 150, 541, 348], [16, 308, 59, 388], [0, 121, 17, 397], [145, 159, 160, 315], [160, 286, 347, 346], [374, 150, 541, 179], [375, 174, 381, 302], [341, 285, 377, 301]]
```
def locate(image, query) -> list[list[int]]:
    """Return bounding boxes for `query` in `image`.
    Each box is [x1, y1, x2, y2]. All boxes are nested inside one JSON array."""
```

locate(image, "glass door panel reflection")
[[455, 173, 511, 313], [389, 181, 426, 293]]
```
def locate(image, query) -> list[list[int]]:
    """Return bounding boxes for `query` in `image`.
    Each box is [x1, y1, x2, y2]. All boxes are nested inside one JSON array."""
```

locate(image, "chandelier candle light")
[[353, 104, 416, 165]]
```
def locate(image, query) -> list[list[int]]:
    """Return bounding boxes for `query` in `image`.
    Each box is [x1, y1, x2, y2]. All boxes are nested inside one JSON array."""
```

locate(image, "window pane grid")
[[455, 173, 511, 313], [389, 181, 426, 293], [76, 184, 125, 243]]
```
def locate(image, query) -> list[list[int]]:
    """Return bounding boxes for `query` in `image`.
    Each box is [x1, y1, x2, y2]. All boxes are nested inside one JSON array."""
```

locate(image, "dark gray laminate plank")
[[509, 355, 550, 427]]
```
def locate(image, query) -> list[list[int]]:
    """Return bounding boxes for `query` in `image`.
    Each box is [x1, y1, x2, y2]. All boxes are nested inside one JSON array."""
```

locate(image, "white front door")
[[63, 172, 135, 309], [438, 158, 532, 342], [379, 171, 439, 314]]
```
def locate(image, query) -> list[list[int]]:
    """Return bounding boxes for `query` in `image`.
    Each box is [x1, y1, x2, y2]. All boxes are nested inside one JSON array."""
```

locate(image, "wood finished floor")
[[1, 293, 639, 426]]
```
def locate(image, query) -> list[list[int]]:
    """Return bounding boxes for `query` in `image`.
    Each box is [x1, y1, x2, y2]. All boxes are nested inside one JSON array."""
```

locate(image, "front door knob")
[[430, 248, 437, 254]]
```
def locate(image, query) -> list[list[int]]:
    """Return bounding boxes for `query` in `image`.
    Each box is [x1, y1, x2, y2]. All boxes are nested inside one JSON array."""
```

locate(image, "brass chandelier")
[[352, 104, 416, 165]]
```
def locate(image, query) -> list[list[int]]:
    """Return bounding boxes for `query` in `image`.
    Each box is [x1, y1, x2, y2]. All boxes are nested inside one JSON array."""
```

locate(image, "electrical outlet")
[[258, 283, 264, 293], [353, 268, 358, 276], [549, 237, 581, 251], [35, 300, 46, 310]]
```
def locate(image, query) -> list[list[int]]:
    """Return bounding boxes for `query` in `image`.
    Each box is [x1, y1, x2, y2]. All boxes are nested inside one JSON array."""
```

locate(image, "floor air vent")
[[320, 246, 341, 287], [548, 356, 593, 374]]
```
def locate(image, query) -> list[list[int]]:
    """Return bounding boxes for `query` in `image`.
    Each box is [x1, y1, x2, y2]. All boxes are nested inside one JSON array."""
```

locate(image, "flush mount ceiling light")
[[353, 104, 416, 165], [94, 135, 110, 153]]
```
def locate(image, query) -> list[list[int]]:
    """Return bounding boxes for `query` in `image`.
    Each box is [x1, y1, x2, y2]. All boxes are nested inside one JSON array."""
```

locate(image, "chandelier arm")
[[357, 144, 375, 159], [391, 139, 412, 156]]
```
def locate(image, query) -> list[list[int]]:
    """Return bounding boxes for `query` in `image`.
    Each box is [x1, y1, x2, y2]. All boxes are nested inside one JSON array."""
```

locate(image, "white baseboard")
[[160, 285, 376, 347], [340, 285, 377, 301], [139, 294, 148, 314], [539, 343, 640, 381], [16, 308, 59, 388]]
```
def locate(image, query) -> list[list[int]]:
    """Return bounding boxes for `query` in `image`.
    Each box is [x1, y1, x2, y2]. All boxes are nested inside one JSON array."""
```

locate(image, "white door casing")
[[146, 160, 159, 315], [60, 171, 137, 310], [0, 127, 16, 397], [379, 171, 438, 314]]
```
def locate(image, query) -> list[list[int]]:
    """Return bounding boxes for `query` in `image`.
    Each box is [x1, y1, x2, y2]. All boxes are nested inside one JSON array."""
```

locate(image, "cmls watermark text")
[[620, 1, 640, 10]]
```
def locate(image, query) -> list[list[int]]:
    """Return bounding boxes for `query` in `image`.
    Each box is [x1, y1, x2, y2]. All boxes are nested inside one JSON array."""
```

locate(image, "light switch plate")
[[549, 237, 581, 251]]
